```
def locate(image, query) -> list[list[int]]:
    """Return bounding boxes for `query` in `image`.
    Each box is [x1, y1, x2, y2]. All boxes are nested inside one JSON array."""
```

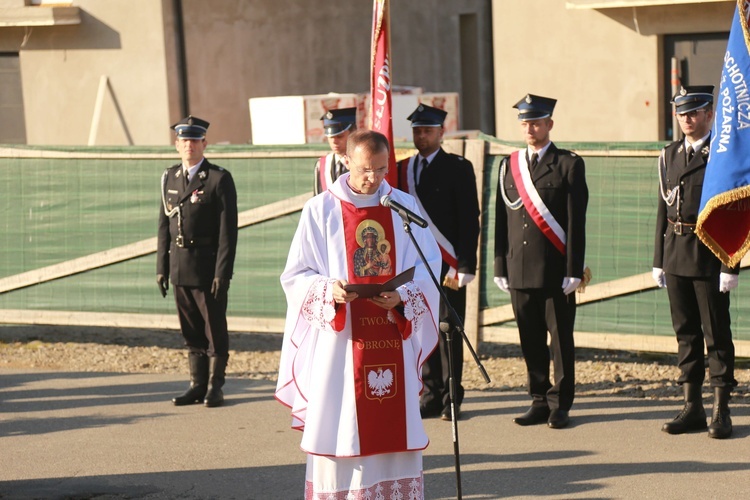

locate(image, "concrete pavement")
[[1, 370, 749, 499]]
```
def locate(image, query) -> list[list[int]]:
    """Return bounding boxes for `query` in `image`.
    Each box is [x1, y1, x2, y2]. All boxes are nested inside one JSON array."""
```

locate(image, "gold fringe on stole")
[[695, 185, 750, 268]]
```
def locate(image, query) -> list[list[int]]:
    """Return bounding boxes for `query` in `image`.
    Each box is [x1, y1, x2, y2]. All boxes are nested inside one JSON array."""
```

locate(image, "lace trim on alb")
[[305, 474, 423, 500], [389, 280, 428, 333], [301, 277, 339, 331]]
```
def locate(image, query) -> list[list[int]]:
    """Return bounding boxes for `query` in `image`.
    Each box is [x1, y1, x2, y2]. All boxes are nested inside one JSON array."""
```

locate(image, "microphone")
[[380, 195, 428, 228]]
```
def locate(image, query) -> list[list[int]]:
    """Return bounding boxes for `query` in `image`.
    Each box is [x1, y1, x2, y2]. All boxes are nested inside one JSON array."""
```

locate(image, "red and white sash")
[[340, 200, 408, 455], [398, 155, 460, 283], [509, 150, 567, 255]]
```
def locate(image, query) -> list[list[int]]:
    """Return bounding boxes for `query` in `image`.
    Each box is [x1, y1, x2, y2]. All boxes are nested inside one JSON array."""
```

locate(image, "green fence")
[[1, 139, 748, 347]]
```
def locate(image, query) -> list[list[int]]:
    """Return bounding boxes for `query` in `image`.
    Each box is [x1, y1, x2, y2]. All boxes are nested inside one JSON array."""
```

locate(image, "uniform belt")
[[668, 219, 696, 236], [175, 236, 216, 248]]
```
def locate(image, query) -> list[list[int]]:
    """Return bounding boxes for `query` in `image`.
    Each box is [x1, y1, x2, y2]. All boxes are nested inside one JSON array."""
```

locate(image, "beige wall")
[[179, 0, 494, 144], [492, 0, 734, 142], [15, 0, 172, 145]]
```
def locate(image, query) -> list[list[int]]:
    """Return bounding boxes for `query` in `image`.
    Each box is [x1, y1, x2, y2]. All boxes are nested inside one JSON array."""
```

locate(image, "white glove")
[[719, 272, 739, 293], [652, 268, 666, 288], [458, 273, 475, 288], [562, 277, 581, 295], [493, 276, 510, 294]]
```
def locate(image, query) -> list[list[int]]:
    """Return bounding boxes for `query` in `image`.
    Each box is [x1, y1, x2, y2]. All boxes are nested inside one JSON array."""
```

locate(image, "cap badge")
[[525, 95, 532, 104], [325, 111, 333, 119], [417, 105, 424, 112], [680, 87, 687, 96]]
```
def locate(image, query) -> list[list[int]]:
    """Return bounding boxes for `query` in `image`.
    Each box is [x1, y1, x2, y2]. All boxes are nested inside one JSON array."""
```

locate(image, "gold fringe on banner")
[[695, 185, 750, 268]]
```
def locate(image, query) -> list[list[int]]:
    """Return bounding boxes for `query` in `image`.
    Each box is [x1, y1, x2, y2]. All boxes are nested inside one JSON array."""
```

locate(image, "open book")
[[343, 267, 415, 299]]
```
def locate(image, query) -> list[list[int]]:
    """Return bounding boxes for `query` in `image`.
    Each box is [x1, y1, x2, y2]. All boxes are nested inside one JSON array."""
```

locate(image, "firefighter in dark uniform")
[[494, 94, 588, 429], [397, 104, 481, 421], [654, 86, 738, 439], [157, 116, 239, 408], [313, 107, 357, 195]]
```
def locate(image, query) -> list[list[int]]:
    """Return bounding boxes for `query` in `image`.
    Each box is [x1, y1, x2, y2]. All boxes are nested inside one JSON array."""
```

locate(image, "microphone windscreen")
[[380, 195, 392, 207]]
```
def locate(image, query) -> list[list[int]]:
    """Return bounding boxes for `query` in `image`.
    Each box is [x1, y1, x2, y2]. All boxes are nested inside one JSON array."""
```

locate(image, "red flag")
[[370, 0, 398, 186]]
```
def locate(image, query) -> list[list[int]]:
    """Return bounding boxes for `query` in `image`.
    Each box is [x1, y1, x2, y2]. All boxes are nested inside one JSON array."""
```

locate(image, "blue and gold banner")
[[697, 1, 750, 267]]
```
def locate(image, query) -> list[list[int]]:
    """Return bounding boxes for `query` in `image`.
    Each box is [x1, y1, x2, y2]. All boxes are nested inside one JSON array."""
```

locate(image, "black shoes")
[[420, 403, 442, 419], [708, 387, 732, 439], [203, 355, 228, 408], [662, 403, 707, 434], [440, 405, 461, 421], [513, 405, 551, 426], [662, 383, 707, 435], [172, 352, 209, 406], [547, 409, 570, 429]]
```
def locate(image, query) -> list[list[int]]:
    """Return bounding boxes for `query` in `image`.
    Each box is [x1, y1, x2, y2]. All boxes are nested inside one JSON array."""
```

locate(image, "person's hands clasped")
[[370, 291, 401, 310], [333, 280, 358, 304]]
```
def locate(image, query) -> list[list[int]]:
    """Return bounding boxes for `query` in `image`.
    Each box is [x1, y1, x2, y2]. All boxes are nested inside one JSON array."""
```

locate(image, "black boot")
[[204, 355, 228, 408], [172, 352, 209, 406], [708, 387, 732, 439], [662, 383, 707, 434]]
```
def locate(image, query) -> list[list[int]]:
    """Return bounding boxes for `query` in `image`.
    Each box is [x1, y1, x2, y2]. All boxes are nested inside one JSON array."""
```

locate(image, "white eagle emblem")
[[367, 367, 394, 398]]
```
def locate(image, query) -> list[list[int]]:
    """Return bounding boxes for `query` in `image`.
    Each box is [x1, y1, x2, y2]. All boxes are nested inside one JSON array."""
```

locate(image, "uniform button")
[[523, 223, 528, 228], [523, 241, 527, 245]]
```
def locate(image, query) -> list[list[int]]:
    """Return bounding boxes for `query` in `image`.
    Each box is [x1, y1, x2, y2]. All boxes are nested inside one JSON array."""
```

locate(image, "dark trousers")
[[665, 273, 735, 388], [510, 287, 576, 411], [174, 285, 229, 357], [421, 285, 465, 410]]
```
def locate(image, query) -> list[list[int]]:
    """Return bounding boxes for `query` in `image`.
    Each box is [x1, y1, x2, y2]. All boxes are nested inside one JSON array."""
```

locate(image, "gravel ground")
[[1, 325, 749, 402]]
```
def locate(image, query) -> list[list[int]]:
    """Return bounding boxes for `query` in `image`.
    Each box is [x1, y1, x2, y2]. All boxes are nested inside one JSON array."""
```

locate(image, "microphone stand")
[[396, 216, 490, 500]]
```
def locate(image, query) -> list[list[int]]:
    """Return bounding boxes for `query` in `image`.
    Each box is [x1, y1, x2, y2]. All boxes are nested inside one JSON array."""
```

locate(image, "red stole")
[[340, 200, 407, 456]]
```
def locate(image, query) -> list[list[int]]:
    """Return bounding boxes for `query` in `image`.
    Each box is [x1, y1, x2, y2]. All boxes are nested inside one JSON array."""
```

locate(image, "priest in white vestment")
[[276, 130, 441, 499]]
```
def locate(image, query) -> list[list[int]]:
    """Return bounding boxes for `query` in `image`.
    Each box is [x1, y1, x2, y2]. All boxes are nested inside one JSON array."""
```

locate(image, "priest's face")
[[347, 145, 389, 194]]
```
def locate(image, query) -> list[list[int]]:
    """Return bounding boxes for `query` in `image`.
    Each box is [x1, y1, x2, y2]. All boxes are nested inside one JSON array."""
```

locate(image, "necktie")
[[418, 158, 428, 185], [183, 170, 189, 189], [335, 160, 344, 178], [530, 152, 539, 170], [687, 146, 695, 162]]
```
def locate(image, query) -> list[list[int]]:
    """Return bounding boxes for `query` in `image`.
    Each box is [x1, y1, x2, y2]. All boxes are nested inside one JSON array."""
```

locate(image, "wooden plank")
[[0, 192, 311, 294], [0, 309, 285, 333], [482, 256, 750, 325], [462, 139, 486, 359], [482, 326, 750, 357]]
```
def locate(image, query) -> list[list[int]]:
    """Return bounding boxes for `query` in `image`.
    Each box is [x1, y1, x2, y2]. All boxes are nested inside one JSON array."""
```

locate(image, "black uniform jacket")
[[653, 138, 737, 277], [398, 148, 481, 275], [157, 159, 238, 287], [494, 143, 588, 289]]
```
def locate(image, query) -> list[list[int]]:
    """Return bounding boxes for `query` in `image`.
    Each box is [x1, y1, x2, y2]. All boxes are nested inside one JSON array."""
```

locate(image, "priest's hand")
[[333, 280, 358, 304], [370, 291, 402, 310]]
